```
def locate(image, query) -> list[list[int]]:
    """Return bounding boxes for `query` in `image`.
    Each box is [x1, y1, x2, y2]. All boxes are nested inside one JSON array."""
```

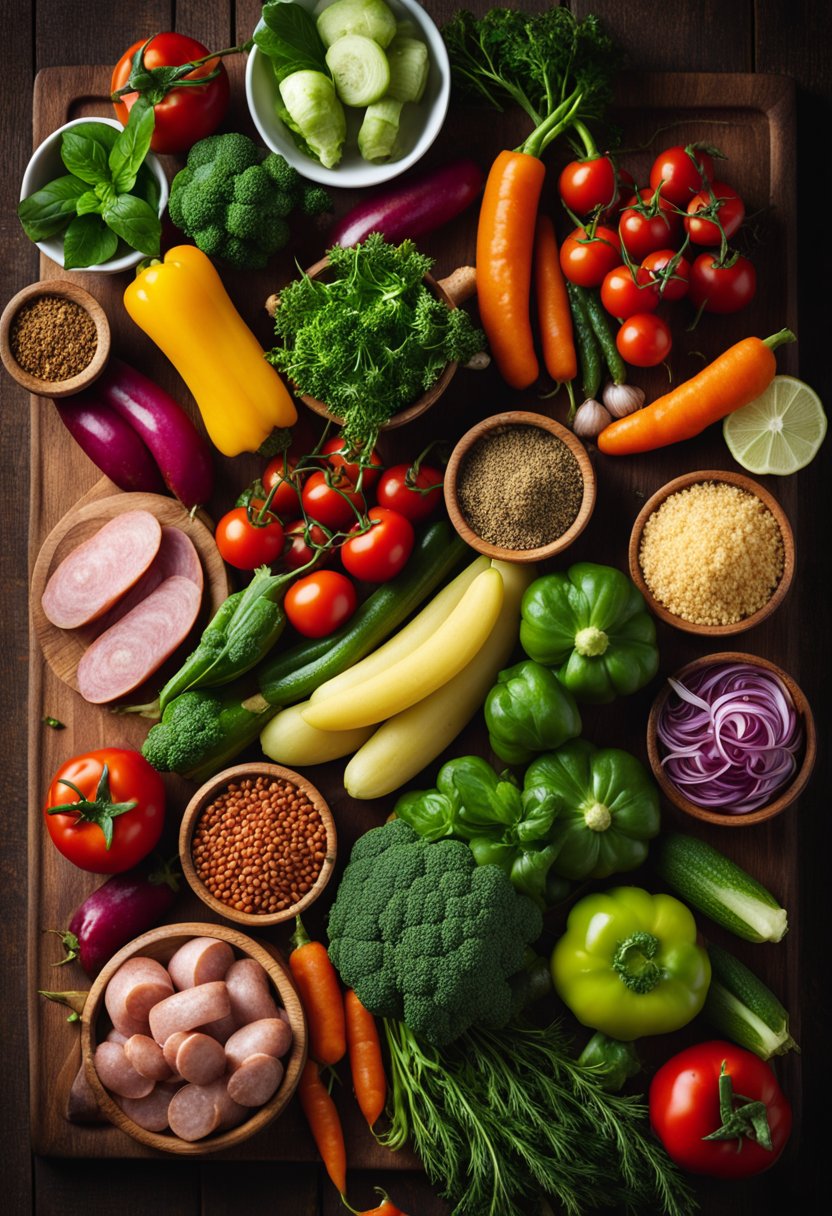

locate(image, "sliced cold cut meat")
[[85, 527, 203, 640], [94, 1041, 156, 1100], [167, 938, 234, 991], [225, 1019, 293, 1071], [175, 1032, 227, 1086], [117, 1080, 182, 1133], [225, 959, 279, 1025], [149, 981, 231, 1046], [226, 1054, 284, 1107], [42, 511, 162, 629], [77, 575, 202, 704], [124, 1034, 172, 1081], [162, 1031, 189, 1073], [167, 1083, 222, 1142], [105, 956, 173, 1037], [200, 1077, 248, 1131]]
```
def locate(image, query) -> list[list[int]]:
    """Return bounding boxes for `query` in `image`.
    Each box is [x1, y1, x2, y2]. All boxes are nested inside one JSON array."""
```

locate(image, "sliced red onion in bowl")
[[657, 661, 803, 814]]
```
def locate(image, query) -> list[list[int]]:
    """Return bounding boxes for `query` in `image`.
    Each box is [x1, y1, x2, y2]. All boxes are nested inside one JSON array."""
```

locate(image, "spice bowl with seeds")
[[628, 469, 795, 637], [179, 762, 337, 928], [444, 411, 596, 563], [0, 279, 110, 398]]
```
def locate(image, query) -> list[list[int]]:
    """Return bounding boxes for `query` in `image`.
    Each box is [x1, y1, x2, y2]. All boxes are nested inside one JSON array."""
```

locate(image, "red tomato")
[[600, 264, 660, 319], [619, 188, 682, 261], [263, 454, 303, 520], [375, 462, 444, 522], [321, 437, 383, 491], [649, 144, 716, 207], [685, 182, 745, 245], [558, 155, 617, 215], [111, 33, 230, 155], [559, 226, 622, 288], [650, 1041, 792, 1178], [44, 749, 165, 874], [282, 520, 331, 572], [215, 502, 285, 570], [341, 508, 415, 582], [616, 313, 672, 367], [689, 252, 757, 313], [285, 570, 357, 638], [301, 470, 366, 532], [641, 249, 691, 302]]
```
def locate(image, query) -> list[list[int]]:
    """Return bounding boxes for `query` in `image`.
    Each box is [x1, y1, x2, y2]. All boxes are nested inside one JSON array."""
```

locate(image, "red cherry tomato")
[[301, 470, 366, 532], [44, 748, 165, 874], [689, 252, 757, 313], [559, 225, 622, 288], [111, 33, 230, 155], [341, 508, 415, 583], [215, 502, 285, 570], [650, 1041, 792, 1178], [641, 249, 691, 302], [649, 144, 716, 207], [282, 520, 330, 572], [285, 570, 358, 638], [619, 188, 682, 261], [263, 454, 303, 520], [600, 264, 660, 319], [558, 155, 617, 215], [321, 437, 383, 491], [375, 462, 444, 522], [685, 182, 745, 245], [616, 313, 673, 368]]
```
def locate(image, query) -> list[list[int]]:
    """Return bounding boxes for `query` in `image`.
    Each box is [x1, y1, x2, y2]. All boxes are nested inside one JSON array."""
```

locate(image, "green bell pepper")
[[520, 562, 659, 704], [524, 740, 660, 881], [484, 660, 582, 766], [551, 886, 711, 1041], [577, 1032, 642, 1093]]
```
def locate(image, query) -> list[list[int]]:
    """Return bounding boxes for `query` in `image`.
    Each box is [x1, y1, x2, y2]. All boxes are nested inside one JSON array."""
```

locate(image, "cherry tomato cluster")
[[558, 143, 755, 368]]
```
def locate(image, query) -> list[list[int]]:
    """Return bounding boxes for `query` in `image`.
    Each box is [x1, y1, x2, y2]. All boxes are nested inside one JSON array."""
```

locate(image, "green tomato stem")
[[702, 1060, 774, 1151]]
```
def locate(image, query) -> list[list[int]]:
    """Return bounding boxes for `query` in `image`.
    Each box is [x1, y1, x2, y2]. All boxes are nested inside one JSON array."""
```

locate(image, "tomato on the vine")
[[376, 462, 443, 522], [285, 570, 357, 638], [685, 182, 745, 245], [650, 1041, 792, 1178], [215, 502, 285, 570], [649, 144, 716, 207], [600, 264, 660, 320], [44, 749, 165, 874], [282, 520, 330, 572], [341, 508, 415, 583], [616, 313, 672, 367], [111, 33, 230, 155], [689, 251, 757, 313], [558, 155, 617, 215], [559, 225, 622, 287], [321, 437, 383, 491], [618, 188, 682, 261], [301, 470, 366, 532], [641, 249, 691, 302], [263, 453, 303, 520]]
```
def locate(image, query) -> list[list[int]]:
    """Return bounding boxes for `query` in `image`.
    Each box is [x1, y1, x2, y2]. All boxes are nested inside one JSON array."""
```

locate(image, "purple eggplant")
[[55, 397, 165, 494]]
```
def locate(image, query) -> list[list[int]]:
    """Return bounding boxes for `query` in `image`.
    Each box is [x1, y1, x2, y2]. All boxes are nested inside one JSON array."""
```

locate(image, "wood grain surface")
[[2, 3, 830, 1215]]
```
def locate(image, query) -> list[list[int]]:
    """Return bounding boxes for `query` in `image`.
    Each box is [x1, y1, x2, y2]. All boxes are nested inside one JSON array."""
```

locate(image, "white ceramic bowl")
[[246, 0, 451, 188], [19, 117, 169, 274]]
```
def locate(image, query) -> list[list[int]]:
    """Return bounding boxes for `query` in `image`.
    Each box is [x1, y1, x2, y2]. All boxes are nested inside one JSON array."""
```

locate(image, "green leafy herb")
[[63, 214, 118, 270], [255, 1, 329, 82], [108, 100, 156, 194]]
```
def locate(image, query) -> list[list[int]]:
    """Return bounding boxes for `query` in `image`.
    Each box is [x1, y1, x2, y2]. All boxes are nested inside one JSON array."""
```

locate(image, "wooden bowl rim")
[[443, 410, 597, 563], [179, 762, 337, 927], [646, 650, 816, 827], [0, 278, 110, 397], [628, 468, 795, 636], [80, 921, 308, 1155]]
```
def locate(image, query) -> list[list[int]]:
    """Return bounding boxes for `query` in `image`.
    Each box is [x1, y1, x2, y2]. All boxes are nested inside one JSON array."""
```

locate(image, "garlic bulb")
[[572, 398, 612, 440], [602, 382, 645, 418]]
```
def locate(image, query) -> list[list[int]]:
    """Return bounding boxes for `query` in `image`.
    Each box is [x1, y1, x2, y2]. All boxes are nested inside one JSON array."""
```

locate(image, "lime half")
[[723, 375, 827, 475]]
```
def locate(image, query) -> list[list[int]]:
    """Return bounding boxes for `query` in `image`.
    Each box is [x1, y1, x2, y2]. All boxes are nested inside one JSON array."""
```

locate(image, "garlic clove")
[[602, 381, 645, 418], [571, 398, 613, 440]]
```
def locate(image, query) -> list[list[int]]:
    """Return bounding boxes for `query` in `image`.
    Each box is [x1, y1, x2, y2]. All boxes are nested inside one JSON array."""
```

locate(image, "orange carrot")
[[345, 989, 387, 1127], [534, 214, 577, 384], [476, 150, 546, 389], [597, 329, 796, 455], [289, 916, 346, 1065], [298, 1059, 347, 1195]]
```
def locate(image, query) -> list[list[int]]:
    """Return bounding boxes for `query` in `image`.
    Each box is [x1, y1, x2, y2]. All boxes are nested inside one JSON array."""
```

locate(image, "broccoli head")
[[167, 132, 332, 271], [327, 820, 543, 1046], [141, 684, 276, 783]]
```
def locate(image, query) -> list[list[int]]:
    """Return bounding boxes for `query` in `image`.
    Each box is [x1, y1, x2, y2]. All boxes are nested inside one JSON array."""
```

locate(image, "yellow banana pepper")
[[123, 245, 296, 457]]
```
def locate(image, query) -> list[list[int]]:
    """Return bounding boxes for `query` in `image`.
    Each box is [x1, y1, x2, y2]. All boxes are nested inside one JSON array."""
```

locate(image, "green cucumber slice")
[[317, 0, 397, 50], [278, 70, 346, 169], [386, 35, 429, 103], [358, 97, 403, 162], [326, 34, 390, 107]]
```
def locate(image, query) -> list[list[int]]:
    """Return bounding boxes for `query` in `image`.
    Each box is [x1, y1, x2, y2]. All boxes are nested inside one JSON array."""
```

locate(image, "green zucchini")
[[655, 832, 788, 944], [582, 287, 627, 386], [703, 941, 798, 1060], [566, 280, 601, 400], [326, 34, 390, 107]]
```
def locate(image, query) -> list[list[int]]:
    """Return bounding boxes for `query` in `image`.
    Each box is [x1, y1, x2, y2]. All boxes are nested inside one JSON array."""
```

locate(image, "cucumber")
[[326, 34, 390, 107], [317, 0, 397, 50], [703, 942, 798, 1060], [655, 832, 788, 944], [278, 70, 346, 169], [386, 35, 429, 103], [566, 280, 601, 400], [583, 287, 627, 386], [358, 97, 403, 162]]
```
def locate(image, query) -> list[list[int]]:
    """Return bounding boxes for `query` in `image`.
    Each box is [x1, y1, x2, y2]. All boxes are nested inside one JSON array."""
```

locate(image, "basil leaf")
[[67, 122, 120, 152], [17, 175, 87, 240], [94, 180, 118, 209], [134, 162, 161, 211], [103, 193, 161, 255], [63, 214, 118, 269], [256, 1, 328, 82], [75, 190, 103, 216], [109, 101, 156, 194], [60, 131, 111, 187]]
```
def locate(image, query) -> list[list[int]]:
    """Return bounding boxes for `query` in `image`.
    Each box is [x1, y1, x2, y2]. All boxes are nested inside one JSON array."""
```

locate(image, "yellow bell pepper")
[[123, 245, 296, 457]]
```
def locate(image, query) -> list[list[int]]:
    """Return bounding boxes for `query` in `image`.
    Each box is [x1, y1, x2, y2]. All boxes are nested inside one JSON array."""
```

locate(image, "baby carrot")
[[534, 214, 577, 385], [289, 916, 346, 1065], [345, 989, 387, 1127], [597, 329, 796, 455], [297, 1059, 347, 1195]]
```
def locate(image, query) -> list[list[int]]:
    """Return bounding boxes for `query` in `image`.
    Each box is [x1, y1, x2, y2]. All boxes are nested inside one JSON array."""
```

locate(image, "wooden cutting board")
[[28, 63, 801, 1164]]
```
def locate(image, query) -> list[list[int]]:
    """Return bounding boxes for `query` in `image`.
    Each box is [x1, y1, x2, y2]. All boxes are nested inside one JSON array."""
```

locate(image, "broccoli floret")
[[302, 184, 334, 217], [141, 684, 275, 782], [167, 132, 332, 270], [327, 822, 542, 1046]]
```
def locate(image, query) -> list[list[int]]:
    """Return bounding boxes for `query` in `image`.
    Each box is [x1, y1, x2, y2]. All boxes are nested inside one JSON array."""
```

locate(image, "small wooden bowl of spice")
[[0, 279, 110, 397], [629, 470, 794, 636], [179, 763, 337, 928], [444, 411, 596, 563]]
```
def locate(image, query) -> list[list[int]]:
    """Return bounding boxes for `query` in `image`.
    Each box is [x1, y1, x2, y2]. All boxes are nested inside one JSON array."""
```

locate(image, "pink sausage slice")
[[117, 1080, 182, 1133], [200, 1012, 239, 1044], [167, 938, 235, 991], [162, 1031, 189, 1073], [77, 575, 202, 703], [85, 526, 203, 640], [225, 959, 279, 1025], [225, 1019, 293, 1071], [124, 1034, 172, 1081], [105, 957, 173, 1037], [175, 1033, 227, 1086], [198, 1077, 248, 1131], [42, 510, 162, 629], [227, 1054, 284, 1107], [149, 981, 230, 1047], [167, 1084, 222, 1142], [94, 1041, 155, 1100]]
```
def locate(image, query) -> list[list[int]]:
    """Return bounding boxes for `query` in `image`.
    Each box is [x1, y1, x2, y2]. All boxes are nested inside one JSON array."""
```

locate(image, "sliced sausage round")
[[124, 1034, 172, 1081], [167, 1084, 222, 1142], [225, 959, 279, 1025], [225, 1019, 293, 1072], [85, 526, 203, 640], [149, 981, 231, 1047], [94, 1041, 155, 1100], [117, 1081, 182, 1133], [226, 1054, 284, 1107], [199, 1012, 238, 1044], [162, 1031, 189, 1073], [105, 957, 173, 1037], [167, 938, 235, 991], [175, 1033, 227, 1086]]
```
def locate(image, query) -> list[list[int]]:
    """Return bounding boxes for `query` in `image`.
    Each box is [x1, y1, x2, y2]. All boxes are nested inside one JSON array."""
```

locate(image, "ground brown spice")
[[456, 424, 584, 549], [10, 294, 97, 381], [192, 775, 327, 916]]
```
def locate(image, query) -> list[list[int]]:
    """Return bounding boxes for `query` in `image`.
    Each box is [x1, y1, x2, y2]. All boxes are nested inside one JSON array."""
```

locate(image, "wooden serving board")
[[29, 60, 802, 1177]]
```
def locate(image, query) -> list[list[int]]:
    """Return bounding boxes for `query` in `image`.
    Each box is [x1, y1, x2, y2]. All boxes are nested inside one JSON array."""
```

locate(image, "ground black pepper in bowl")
[[10, 293, 97, 381]]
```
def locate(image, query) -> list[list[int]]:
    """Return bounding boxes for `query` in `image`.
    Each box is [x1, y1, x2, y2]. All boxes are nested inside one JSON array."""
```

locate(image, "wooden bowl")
[[0, 279, 110, 397], [628, 469, 795, 636], [647, 651, 816, 827], [179, 762, 337, 928], [81, 922, 308, 1154], [443, 411, 597, 563]]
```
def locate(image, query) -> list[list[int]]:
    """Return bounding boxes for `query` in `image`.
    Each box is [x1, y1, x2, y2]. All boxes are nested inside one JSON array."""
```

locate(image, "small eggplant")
[[54, 397, 166, 494]]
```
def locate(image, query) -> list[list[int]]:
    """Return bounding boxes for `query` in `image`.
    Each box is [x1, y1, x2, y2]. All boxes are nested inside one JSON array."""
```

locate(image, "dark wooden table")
[[2, 2, 829, 1213]]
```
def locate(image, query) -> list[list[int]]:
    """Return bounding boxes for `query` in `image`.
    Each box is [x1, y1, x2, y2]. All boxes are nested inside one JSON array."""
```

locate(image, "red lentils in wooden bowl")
[[179, 763, 337, 928]]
